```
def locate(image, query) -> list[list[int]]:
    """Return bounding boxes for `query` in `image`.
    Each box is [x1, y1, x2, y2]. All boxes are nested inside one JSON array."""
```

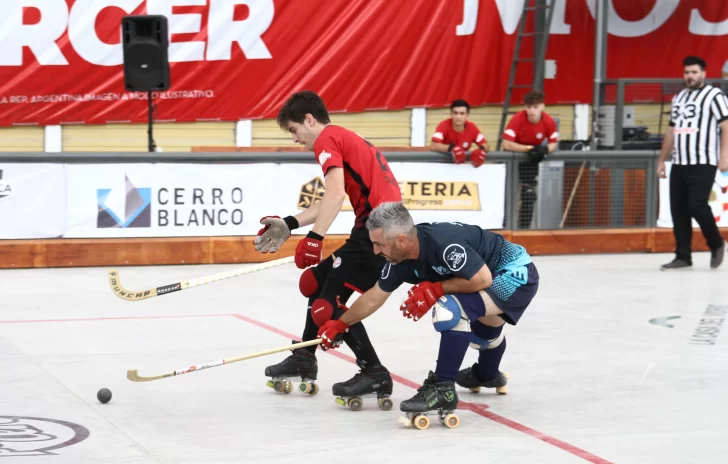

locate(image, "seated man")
[[318, 202, 539, 428], [502, 91, 559, 228], [430, 99, 489, 167]]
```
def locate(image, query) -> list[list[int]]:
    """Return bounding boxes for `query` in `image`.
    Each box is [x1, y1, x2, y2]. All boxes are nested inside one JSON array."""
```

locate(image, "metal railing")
[[0, 149, 660, 231]]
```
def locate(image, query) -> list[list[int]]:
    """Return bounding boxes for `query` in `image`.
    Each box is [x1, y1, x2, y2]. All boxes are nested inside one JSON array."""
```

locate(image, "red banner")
[[1, 0, 727, 127]]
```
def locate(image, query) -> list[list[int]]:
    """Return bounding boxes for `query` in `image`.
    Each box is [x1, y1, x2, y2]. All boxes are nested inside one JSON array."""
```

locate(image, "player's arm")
[[502, 139, 533, 153], [309, 167, 346, 236], [430, 141, 452, 153], [440, 264, 492, 293], [340, 283, 392, 326], [430, 121, 452, 153], [318, 282, 393, 349], [292, 202, 321, 228], [502, 116, 533, 152]]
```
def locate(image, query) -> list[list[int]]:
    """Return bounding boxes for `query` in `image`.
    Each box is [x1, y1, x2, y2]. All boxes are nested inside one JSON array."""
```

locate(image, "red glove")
[[471, 148, 487, 168], [295, 231, 323, 269], [400, 281, 445, 321], [451, 145, 466, 164], [318, 319, 349, 350]]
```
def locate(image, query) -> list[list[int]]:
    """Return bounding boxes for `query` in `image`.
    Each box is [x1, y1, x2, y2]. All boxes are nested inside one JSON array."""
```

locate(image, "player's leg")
[[667, 165, 693, 266], [457, 262, 540, 392], [686, 165, 725, 259], [316, 245, 394, 407], [399, 294, 471, 417], [263, 256, 334, 389]]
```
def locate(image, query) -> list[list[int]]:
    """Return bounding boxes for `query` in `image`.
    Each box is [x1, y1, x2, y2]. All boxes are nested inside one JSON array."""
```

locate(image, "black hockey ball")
[[97, 388, 112, 404]]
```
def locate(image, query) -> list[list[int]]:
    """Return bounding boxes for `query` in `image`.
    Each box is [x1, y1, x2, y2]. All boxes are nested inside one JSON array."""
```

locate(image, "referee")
[[657, 56, 728, 270]]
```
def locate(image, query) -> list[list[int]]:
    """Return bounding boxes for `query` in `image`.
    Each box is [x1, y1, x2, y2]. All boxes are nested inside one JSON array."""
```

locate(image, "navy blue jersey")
[[378, 222, 531, 293]]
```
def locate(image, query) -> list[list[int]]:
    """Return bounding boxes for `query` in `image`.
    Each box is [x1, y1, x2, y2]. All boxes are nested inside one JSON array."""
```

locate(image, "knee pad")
[[432, 295, 471, 333], [310, 298, 333, 327], [299, 268, 319, 297], [469, 322, 505, 350]]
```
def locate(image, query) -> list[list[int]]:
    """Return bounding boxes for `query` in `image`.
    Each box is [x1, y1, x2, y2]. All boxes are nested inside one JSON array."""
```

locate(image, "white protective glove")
[[253, 216, 293, 253]]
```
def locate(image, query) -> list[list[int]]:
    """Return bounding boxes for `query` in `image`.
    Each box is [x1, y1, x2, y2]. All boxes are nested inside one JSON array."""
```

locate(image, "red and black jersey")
[[314, 125, 402, 228]]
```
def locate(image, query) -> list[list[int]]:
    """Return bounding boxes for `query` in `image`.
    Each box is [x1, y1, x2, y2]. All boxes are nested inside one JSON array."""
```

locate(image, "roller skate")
[[332, 360, 393, 411], [456, 363, 509, 394], [264, 342, 319, 395], [398, 371, 460, 430]]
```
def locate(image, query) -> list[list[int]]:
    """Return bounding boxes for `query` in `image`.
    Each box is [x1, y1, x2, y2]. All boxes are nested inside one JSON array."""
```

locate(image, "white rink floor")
[[1, 252, 727, 464]]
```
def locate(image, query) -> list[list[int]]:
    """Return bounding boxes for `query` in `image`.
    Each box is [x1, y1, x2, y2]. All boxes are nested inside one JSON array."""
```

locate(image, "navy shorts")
[[452, 262, 539, 326]]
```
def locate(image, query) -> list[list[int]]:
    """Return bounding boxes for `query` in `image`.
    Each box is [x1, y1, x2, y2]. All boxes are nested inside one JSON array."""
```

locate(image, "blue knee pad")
[[470, 322, 505, 350], [432, 295, 471, 333]]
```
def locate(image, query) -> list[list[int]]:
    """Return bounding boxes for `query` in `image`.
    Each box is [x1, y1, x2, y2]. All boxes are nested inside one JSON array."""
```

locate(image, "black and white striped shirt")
[[670, 84, 728, 165]]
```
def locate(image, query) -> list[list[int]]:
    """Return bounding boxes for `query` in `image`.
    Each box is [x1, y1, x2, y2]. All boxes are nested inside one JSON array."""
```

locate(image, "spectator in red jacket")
[[430, 99, 489, 168], [502, 91, 559, 228]]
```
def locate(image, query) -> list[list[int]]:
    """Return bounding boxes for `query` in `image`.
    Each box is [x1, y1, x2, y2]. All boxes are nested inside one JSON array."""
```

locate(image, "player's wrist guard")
[[283, 216, 299, 231], [306, 230, 324, 241]]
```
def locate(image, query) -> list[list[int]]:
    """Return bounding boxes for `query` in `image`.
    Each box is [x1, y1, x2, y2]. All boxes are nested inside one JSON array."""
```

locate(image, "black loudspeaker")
[[122, 15, 170, 92]]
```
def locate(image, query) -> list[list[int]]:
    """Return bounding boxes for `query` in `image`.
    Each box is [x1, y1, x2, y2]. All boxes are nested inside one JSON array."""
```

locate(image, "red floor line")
[[0, 312, 612, 463], [0, 313, 233, 324], [231, 314, 612, 464]]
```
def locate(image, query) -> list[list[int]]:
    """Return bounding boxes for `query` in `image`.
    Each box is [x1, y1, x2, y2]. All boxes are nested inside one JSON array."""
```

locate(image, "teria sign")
[[1, 0, 728, 127]]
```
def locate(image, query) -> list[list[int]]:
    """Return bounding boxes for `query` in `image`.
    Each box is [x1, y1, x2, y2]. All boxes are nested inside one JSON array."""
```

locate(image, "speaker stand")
[[147, 91, 157, 152]]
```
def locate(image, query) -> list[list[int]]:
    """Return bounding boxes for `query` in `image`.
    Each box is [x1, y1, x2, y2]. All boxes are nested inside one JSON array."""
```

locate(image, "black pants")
[[301, 227, 385, 367], [670, 164, 725, 262], [518, 161, 539, 229]]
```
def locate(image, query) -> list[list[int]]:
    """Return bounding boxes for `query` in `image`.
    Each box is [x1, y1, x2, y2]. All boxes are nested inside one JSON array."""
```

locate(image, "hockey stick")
[[108, 256, 295, 302], [127, 339, 322, 382]]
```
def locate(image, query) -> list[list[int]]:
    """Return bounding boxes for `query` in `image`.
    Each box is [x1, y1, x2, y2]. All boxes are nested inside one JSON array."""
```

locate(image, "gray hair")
[[366, 201, 416, 237]]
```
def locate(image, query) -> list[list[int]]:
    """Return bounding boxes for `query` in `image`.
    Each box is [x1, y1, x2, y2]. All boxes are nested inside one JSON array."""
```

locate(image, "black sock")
[[343, 323, 382, 367], [472, 322, 506, 381], [434, 331, 471, 381], [300, 296, 320, 355]]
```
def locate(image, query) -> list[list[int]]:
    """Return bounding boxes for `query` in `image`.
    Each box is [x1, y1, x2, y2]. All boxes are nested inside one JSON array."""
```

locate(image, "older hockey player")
[[317, 201, 539, 427]]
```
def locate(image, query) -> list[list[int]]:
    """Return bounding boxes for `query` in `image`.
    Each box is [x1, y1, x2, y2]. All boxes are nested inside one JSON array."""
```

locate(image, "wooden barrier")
[[2, 228, 727, 269]]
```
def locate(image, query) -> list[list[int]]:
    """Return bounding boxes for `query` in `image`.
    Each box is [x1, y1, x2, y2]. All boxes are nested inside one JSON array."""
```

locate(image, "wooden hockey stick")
[[559, 161, 587, 228], [108, 256, 295, 301], [127, 339, 322, 382]]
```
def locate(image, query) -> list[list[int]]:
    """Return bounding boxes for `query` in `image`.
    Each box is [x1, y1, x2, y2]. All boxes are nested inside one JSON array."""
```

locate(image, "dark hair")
[[524, 91, 545, 105], [683, 56, 706, 70], [277, 90, 331, 130], [450, 99, 470, 112]]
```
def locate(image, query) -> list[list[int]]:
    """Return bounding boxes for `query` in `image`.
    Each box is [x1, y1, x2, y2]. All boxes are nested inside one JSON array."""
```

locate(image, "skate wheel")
[[272, 380, 284, 393], [309, 383, 319, 395], [335, 397, 347, 407], [413, 415, 430, 430], [377, 397, 393, 411], [347, 397, 363, 411], [469, 387, 482, 394], [497, 372, 509, 395], [442, 414, 459, 429], [282, 380, 292, 394]]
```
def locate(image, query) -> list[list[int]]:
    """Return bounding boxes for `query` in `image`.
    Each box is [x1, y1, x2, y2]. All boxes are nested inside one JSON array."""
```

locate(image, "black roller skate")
[[264, 342, 319, 395], [456, 363, 509, 394], [332, 360, 393, 411], [398, 371, 460, 430]]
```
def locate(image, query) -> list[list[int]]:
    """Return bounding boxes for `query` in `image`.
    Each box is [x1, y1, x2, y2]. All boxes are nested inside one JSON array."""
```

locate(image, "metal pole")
[[591, 0, 608, 150]]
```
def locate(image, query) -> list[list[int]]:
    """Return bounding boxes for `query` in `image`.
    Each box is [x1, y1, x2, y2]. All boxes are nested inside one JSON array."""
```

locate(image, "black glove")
[[527, 144, 549, 164]]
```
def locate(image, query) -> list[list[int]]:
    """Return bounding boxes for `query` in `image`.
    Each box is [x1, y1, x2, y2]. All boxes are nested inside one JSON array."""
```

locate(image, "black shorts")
[[311, 227, 385, 307], [485, 261, 539, 325]]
